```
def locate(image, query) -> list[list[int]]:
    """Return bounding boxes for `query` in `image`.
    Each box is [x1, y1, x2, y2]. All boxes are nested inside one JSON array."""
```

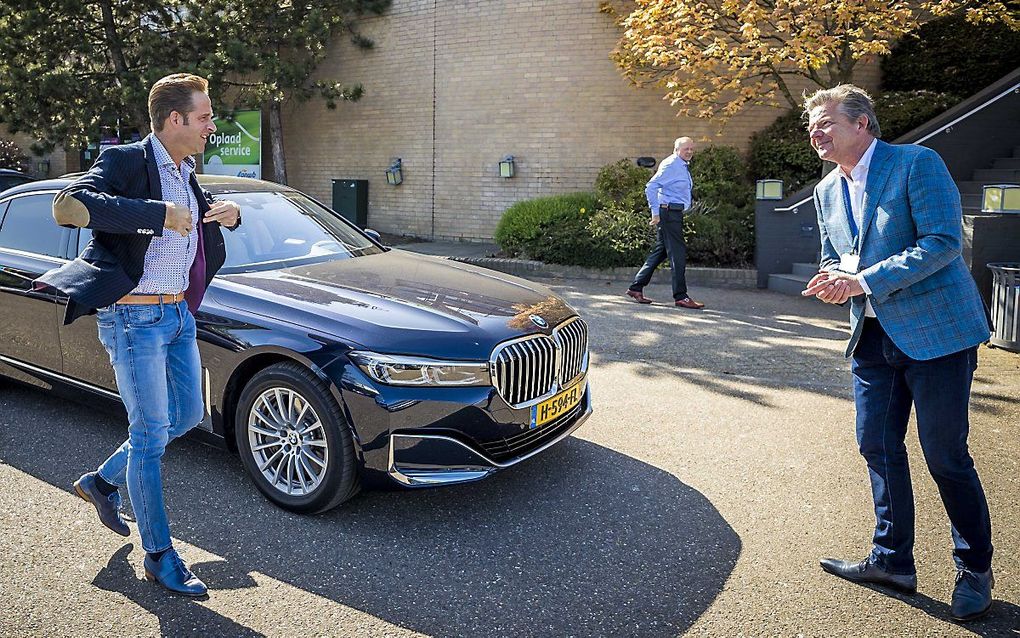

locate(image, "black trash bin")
[[987, 262, 1020, 352]]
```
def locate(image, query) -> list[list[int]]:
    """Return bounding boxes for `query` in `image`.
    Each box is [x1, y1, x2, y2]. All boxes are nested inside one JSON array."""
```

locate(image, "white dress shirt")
[[840, 138, 878, 318]]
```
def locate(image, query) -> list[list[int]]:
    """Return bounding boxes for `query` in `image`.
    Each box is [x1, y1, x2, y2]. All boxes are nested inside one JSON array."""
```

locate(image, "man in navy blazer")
[[801, 85, 993, 621], [35, 73, 240, 597]]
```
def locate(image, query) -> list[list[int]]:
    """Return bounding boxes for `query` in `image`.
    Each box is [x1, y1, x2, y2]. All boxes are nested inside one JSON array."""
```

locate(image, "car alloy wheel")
[[236, 361, 360, 513], [247, 386, 329, 497]]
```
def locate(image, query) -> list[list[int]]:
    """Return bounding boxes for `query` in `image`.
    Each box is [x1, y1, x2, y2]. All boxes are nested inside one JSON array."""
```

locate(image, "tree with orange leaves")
[[602, 0, 1018, 125]]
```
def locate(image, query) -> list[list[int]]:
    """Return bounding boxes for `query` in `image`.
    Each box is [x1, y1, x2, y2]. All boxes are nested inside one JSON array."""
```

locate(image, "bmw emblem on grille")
[[529, 314, 548, 329]]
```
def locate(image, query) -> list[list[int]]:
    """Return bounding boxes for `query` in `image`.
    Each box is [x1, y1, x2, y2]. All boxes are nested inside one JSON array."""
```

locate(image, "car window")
[[220, 191, 384, 272], [0, 175, 33, 192], [0, 193, 65, 257]]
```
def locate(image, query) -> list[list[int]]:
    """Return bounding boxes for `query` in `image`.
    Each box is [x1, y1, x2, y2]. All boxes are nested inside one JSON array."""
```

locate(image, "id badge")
[[840, 252, 860, 273]]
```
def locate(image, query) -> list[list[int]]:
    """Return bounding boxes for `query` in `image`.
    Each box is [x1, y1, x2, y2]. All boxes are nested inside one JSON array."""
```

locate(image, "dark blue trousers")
[[852, 319, 992, 574], [629, 208, 688, 300]]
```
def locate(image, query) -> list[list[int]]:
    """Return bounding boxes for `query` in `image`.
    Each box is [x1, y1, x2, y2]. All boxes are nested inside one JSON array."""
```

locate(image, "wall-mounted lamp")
[[756, 179, 784, 200], [636, 156, 656, 169], [36, 159, 50, 176], [982, 184, 1020, 213], [498, 155, 515, 178], [385, 158, 403, 186]]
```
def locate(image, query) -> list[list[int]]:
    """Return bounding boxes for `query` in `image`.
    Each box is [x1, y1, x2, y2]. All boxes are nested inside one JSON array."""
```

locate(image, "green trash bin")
[[988, 262, 1020, 352]]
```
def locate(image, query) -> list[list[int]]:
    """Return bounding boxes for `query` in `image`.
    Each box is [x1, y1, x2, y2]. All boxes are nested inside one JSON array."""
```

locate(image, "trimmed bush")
[[747, 109, 822, 196], [586, 202, 656, 267], [594, 159, 652, 214], [493, 191, 599, 262], [881, 13, 1020, 99], [874, 90, 960, 141], [687, 146, 755, 266]]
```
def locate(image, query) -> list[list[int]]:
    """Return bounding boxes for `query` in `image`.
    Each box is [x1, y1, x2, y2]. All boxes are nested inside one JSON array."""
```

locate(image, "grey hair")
[[802, 84, 882, 138], [674, 136, 693, 151]]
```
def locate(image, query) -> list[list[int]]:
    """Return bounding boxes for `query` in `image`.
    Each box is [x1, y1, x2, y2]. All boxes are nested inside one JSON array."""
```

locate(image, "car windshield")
[[218, 191, 383, 272]]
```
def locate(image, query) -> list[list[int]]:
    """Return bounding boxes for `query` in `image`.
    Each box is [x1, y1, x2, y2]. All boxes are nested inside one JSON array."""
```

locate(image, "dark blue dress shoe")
[[820, 557, 917, 595], [951, 568, 993, 622], [143, 549, 208, 597], [73, 472, 130, 537]]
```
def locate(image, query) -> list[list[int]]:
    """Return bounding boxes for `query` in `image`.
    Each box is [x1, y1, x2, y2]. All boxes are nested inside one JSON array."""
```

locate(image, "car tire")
[[235, 361, 360, 513]]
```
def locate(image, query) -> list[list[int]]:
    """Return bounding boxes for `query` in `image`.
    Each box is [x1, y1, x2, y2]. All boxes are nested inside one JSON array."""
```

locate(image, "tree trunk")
[[269, 101, 288, 185]]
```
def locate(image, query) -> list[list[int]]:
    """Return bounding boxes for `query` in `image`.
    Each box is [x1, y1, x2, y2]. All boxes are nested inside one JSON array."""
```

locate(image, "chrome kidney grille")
[[490, 316, 589, 408]]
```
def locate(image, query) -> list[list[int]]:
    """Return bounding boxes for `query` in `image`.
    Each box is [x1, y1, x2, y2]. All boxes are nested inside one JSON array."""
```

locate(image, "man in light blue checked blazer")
[[800, 85, 994, 622]]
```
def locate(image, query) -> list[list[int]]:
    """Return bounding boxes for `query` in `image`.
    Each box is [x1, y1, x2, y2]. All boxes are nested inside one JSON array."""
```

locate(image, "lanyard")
[[841, 176, 860, 252]]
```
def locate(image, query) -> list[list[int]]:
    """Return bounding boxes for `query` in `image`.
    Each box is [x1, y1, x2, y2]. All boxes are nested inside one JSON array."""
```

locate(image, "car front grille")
[[490, 316, 589, 408], [479, 401, 584, 462]]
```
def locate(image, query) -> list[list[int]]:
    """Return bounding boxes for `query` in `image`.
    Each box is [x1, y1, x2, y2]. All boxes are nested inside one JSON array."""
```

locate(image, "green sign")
[[203, 110, 261, 179]]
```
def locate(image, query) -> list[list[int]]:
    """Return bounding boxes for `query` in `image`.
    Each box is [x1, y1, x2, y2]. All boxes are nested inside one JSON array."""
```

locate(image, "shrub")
[[586, 202, 656, 267], [685, 202, 755, 267], [0, 138, 27, 171], [747, 109, 822, 196], [593, 159, 652, 213], [881, 13, 1020, 99], [494, 191, 599, 261], [874, 90, 960, 141], [690, 145, 754, 209]]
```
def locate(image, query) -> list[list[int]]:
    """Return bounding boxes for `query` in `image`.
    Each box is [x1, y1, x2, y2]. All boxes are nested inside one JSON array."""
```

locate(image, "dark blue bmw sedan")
[[0, 175, 591, 513]]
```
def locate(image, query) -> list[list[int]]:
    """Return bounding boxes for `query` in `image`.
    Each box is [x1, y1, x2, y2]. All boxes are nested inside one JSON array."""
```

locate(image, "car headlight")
[[348, 351, 492, 387]]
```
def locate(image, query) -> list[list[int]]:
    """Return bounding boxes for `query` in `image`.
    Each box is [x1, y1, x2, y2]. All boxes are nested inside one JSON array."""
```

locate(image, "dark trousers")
[[629, 208, 687, 300], [852, 319, 992, 574]]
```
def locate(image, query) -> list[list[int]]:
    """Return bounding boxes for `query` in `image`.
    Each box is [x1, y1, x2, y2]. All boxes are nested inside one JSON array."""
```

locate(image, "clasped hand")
[[802, 270, 864, 305], [164, 200, 241, 237]]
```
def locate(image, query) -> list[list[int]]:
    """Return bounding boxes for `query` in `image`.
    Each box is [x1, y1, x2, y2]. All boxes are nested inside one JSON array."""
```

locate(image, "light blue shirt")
[[133, 135, 200, 294], [645, 153, 692, 217]]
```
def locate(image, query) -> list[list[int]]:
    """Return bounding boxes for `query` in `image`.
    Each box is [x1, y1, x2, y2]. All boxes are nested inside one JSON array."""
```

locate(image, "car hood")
[[209, 249, 577, 360]]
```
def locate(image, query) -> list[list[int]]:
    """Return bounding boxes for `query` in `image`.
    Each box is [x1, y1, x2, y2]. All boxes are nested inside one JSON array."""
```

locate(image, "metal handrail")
[[772, 79, 1020, 213]]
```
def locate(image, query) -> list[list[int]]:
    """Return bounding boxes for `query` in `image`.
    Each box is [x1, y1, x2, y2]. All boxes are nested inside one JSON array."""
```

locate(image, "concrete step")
[[992, 158, 1020, 170], [768, 272, 812, 296], [957, 181, 990, 194], [791, 262, 819, 277], [972, 168, 1020, 182]]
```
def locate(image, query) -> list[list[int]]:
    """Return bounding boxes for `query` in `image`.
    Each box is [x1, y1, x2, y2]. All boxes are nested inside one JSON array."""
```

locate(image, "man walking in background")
[[36, 73, 241, 597], [626, 136, 704, 309], [801, 84, 994, 622]]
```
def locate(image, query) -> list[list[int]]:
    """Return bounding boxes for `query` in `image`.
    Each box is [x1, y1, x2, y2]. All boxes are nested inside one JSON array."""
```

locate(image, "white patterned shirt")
[[133, 135, 200, 294]]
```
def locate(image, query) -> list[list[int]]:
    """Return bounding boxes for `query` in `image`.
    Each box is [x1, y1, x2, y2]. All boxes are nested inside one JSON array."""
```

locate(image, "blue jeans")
[[852, 319, 992, 574], [93, 301, 204, 553]]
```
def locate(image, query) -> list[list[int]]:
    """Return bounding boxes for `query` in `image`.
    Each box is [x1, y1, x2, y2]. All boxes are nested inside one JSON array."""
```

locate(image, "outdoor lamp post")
[[756, 179, 784, 200], [498, 155, 515, 178], [982, 184, 1020, 213], [385, 158, 403, 186]]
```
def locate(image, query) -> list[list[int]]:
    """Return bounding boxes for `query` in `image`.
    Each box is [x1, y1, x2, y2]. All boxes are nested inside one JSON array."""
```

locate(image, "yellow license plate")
[[532, 380, 585, 429]]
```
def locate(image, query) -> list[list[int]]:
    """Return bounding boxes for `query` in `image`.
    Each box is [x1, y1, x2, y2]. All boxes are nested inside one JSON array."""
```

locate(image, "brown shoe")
[[675, 297, 705, 309], [626, 289, 654, 304]]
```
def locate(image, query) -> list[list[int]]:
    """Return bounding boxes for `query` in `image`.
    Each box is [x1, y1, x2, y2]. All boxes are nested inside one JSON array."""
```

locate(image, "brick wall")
[[1, 125, 75, 179], [283, 0, 881, 241]]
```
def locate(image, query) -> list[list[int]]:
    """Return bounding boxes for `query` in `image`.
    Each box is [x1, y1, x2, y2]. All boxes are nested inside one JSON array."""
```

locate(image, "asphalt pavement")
[[1, 279, 1017, 637]]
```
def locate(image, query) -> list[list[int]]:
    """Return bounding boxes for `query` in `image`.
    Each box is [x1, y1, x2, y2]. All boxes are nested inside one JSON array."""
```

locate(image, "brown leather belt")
[[116, 292, 185, 305]]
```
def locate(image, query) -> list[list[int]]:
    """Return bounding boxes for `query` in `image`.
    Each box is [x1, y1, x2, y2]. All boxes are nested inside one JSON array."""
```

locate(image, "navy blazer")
[[35, 136, 229, 325]]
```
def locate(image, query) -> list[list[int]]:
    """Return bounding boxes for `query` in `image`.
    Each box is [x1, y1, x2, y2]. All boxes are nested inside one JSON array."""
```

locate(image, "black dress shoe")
[[951, 568, 993, 622], [820, 557, 917, 595]]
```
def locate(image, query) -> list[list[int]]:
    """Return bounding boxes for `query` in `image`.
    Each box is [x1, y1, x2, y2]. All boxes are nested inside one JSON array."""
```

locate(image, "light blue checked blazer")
[[813, 140, 990, 360]]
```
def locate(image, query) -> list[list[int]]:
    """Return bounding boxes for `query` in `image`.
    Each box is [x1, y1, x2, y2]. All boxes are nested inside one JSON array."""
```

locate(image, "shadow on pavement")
[[852, 582, 1020, 636], [1, 385, 741, 637], [551, 284, 854, 406]]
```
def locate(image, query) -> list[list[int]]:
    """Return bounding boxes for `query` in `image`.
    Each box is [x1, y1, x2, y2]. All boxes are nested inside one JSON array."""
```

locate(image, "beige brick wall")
[[283, 0, 881, 241], [1, 125, 75, 179]]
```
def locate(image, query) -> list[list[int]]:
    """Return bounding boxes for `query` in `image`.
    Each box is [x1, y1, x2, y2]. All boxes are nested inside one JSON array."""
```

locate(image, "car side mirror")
[[364, 228, 384, 245]]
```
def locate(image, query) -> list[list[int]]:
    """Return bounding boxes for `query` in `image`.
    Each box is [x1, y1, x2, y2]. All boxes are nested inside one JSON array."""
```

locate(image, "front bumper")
[[387, 383, 593, 486]]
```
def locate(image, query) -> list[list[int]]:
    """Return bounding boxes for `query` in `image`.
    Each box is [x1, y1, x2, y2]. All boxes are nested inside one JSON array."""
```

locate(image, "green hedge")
[[881, 13, 1020, 99], [747, 109, 822, 197], [874, 90, 961, 141], [494, 192, 609, 266]]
